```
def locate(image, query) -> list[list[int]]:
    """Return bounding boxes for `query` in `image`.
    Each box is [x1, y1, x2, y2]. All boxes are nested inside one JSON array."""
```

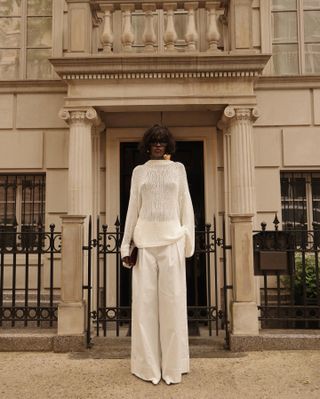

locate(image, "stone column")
[[59, 107, 101, 217], [56, 216, 86, 349], [221, 105, 260, 335]]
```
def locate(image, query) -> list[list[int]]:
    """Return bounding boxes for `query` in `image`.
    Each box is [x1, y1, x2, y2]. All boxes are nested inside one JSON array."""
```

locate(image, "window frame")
[[0, 173, 46, 232], [272, 0, 320, 75], [280, 171, 320, 230], [0, 0, 53, 80]]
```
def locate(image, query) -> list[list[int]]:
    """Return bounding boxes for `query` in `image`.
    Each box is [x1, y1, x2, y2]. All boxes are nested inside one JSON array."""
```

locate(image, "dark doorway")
[[120, 141, 206, 309]]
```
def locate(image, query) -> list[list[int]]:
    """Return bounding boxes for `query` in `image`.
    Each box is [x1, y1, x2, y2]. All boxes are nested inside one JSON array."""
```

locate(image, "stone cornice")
[[0, 80, 66, 93], [90, 0, 227, 11], [50, 53, 271, 81], [256, 75, 320, 90]]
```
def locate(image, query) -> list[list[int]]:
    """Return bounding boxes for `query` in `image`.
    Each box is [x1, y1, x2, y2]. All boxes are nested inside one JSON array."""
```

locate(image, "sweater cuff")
[[121, 244, 130, 259]]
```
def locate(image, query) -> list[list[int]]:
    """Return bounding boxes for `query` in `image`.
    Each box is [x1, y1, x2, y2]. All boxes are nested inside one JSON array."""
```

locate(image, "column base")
[[231, 301, 259, 335], [58, 301, 86, 336]]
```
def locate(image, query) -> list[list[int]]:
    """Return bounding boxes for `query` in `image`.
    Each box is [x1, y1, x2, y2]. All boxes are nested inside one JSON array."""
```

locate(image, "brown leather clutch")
[[129, 246, 138, 266]]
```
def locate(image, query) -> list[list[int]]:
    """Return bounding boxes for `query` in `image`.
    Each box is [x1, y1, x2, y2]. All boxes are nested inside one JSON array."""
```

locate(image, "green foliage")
[[293, 255, 318, 299]]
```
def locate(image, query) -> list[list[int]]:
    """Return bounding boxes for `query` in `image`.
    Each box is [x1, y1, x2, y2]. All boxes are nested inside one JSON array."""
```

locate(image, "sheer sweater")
[[121, 160, 195, 259]]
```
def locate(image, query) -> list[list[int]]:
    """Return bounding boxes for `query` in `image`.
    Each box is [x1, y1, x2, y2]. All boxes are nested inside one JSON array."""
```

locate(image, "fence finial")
[[273, 213, 280, 231]]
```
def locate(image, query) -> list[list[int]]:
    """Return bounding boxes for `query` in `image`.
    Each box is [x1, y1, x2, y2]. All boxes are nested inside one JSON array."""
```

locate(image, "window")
[[0, 174, 46, 233], [281, 172, 320, 230], [0, 0, 53, 80], [272, 0, 320, 74]]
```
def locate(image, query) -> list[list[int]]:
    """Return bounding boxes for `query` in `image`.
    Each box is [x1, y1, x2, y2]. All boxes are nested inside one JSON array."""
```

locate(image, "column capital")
[[59, 107, 101, 127], [218, 105, 260, 128]]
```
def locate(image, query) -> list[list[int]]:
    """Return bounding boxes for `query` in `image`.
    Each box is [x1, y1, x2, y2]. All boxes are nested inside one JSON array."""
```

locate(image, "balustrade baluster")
[[184, 2, 199, 51], [206, 2, 221, 52], [142, 3, 157, 52], [101, 4, 114, 53], [163, 3, 178, 51], [121, 4, 135, 52]]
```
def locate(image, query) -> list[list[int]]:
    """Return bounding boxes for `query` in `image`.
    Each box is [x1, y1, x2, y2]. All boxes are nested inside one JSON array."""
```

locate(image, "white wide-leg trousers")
[[131, 237, 189, 385]]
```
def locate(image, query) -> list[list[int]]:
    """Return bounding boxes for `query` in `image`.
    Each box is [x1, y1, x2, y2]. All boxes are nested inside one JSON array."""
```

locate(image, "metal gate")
[[83, 216, 232, 349]]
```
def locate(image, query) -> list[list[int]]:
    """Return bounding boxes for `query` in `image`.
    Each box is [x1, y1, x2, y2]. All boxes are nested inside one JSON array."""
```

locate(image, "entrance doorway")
[[120, 141, 206, 312]]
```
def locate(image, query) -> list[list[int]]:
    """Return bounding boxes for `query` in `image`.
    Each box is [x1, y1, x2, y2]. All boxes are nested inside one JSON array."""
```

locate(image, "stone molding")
[[218, 105, 259, 130], [59, 107, 101, 127], [50, 53, 271, 81]]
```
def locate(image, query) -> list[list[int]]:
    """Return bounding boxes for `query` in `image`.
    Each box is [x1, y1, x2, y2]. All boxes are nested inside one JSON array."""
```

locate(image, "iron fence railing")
[[0, 225, 61, 328], [254, 219, 320, 329], [83, 216, 231, 348]]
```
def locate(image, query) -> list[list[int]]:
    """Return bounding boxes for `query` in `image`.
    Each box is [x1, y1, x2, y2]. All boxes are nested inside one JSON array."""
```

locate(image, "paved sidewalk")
[[0, 350, 319, 399]]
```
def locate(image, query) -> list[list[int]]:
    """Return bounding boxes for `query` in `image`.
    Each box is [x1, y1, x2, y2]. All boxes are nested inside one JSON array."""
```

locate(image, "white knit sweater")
[[121, 160, 195, 258]]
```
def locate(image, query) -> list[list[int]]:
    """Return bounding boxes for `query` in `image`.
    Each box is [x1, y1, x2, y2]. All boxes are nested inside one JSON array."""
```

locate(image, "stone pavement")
[[0, 349, 319, 399]]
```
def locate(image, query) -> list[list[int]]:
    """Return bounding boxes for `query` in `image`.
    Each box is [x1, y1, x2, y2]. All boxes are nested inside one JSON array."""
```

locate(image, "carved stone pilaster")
[[218, 104, 260, 336], [59, 108, 101, 216], [222, 105, 259, 216]]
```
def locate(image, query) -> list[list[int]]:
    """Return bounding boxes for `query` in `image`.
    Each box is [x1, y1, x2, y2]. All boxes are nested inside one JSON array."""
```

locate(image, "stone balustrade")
[[91, 1, 227, 54]]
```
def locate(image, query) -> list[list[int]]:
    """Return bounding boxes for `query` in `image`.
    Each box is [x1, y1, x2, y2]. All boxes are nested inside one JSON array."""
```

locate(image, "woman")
[[121, 125, 195, 385]]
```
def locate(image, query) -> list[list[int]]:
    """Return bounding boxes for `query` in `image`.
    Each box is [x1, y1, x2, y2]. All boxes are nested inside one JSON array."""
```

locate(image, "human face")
[[149, 139, 168, 160]]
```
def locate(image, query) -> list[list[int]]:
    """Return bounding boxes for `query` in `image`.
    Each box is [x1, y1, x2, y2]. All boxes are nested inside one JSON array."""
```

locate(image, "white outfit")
[[120, 160, 195, 259], [121, 160, 195, 384]]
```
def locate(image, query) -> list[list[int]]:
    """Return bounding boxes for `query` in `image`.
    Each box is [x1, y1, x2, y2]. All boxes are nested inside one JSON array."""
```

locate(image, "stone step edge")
[[230, 332, 320, 352]]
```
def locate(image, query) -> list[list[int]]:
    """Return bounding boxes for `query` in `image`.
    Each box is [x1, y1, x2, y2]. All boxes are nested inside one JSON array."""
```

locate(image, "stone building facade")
[[0, 0, 319, 346]]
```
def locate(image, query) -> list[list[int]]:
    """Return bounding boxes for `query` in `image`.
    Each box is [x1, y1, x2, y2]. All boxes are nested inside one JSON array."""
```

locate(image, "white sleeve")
[[121, 168, 140, 258], [179, 164, 195, 258]]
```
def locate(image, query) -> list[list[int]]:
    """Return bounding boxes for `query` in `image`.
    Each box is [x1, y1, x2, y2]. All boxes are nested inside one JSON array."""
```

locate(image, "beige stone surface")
[[255, 90, 311, 126], [255, 168, 281, 212], [283, 127, 320, 167], [313, 89, 320, 125], [0, 350, 319, 398], [0, 94, 14, 129], [253, 128, 281, 167], [46, 170, 68, 213], [45, 130, 69, 168], [16, 94, 65, 129], [0, 131, 43, 168]]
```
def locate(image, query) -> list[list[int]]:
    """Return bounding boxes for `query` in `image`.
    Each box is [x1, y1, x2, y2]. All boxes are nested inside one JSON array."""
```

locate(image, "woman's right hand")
[[122, 256, 134, 267]]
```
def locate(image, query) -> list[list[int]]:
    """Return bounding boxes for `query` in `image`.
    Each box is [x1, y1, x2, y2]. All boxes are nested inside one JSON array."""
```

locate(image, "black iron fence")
[[0, 225, 61, 327], [254, 220, 320, 329], [83, 216, 232, 348]]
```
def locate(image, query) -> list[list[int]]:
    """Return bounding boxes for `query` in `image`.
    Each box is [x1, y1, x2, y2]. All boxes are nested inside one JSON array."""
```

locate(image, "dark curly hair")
[[139, 124, 176, 156]]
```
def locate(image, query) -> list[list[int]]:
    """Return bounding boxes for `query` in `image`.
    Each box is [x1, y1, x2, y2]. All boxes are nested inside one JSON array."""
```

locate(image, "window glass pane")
[[273, 12, 297, 43], [305, 43, 320, 73], [0, 18, 21, 48], [312, 177, 320, 227], [26, 48, 52, 79], [304, 0, 320, 10], [304, 11, 320, 42], [0, 49, 20, 79], [273, 44, 299, 74], [27, 0, 52, 16], [27, 17, 52, 47], [272, 0, 297, 11], [0, 0, 21, 16], [281, 175, 307, 228]]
